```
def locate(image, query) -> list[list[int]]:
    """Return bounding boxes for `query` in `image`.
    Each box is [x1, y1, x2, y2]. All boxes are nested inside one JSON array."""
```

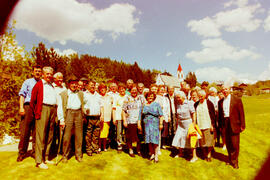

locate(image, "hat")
[[67, 75, 78, 83], [201, 81, 209, 87]]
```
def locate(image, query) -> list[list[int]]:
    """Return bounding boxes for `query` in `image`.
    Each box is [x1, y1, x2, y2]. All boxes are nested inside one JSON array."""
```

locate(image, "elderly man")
[[53, 72, 66, 95], [17, 65, 42, 162], [126, 79, 134, 96], [218, 85, 245, 169], [78, 77, 88, 92], [57, 76, 84, 163], [165, 86, 176, 141], [84, 80, 104, 156], [30, 66, 57, 169]]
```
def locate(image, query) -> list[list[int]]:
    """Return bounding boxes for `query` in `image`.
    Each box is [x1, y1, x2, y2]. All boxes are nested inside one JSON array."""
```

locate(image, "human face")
[[69, 81, 78, 92], [110, 83, 118, 93], [127, 81, 133, 89], [138, 85, 144, 94], [54, 75, 63, 87], [43, 69, 53, 83], [198, 93, 205, 103], [147, 94, 155, 104], [99, 87, 106, 96], [130, 87, 138, 98], [32, 68, 42, 80], [87, 82, 95, 94], [119, 87, 126, 96], [78, 81, 84, 91], [218, 92, 224, 99], [158, 87, 165, 96], [222, 87, 231, 97], [191, 92, 199, 103], [175, 95, 184, 104], [150, 86, 158, 94], [168, 87, 174, 97]]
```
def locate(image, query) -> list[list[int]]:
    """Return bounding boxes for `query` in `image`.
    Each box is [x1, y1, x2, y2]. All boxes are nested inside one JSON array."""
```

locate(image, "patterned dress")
[[140, 102, 163, 145]]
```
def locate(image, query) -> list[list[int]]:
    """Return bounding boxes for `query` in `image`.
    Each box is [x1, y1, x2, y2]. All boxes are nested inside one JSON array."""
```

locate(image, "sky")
[[8, 0, 270, 84]]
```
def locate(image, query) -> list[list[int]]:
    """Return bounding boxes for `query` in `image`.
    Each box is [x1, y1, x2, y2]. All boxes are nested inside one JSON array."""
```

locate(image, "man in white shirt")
[[58, 76, 84, 163], [30, 66, 57, 169], [83, 80, 104, 156]]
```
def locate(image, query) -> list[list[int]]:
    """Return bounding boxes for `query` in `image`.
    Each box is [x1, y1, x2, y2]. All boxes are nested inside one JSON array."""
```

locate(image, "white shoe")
[[158, 150, 162, 155], [37, 163, 48, 169], [45, 160, 55, 165], [104, 149, 107, 152], [174, 155, 179, 158], [222, 145, 226, 151], [190, 157, 198, 163]]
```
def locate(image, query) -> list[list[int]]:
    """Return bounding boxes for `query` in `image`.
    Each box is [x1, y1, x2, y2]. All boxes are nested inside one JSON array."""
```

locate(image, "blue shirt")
[[19, 78, 39, 103]]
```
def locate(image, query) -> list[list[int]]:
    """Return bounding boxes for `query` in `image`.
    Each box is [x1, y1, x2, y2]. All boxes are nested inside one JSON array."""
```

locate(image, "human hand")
[[19, 108, 25, 116]]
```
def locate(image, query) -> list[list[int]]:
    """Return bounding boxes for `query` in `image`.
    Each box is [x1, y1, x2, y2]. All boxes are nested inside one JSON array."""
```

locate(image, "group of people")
[[17, 65, 245, 170]]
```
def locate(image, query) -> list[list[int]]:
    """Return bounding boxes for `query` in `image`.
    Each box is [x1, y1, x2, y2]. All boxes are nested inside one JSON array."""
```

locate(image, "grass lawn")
[[1, 94, 270, 180]]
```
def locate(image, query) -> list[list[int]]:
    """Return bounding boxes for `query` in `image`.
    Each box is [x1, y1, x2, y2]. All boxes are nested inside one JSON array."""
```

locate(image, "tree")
[[185, 72, 197, 88]]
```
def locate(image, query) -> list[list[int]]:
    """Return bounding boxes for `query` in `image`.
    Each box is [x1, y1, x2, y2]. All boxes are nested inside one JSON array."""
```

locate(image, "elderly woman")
[[172, 91, 198, 162], [139, 91, 163, 162], [112, 83, 127, 152], [123, 84, 142, 157], [194, 90, 216, 161], [99, 83, 113, 152], [190, 89, 199, 105]]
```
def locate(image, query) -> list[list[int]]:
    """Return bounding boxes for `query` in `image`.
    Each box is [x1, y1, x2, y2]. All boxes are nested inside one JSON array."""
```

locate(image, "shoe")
[[129, 153, 135, 157], [174, 155, 179, 158], [233, 164, 239, 169], [154, 157, 159, 163], [137, 151, 142, 157], [226, 162, 230, 165], [190, 157, 198, 163], [222, 145, 226, 151], [104, 149, 108, 152], [87, 152, 92, 156], [62, 158, 68, 163], [161, 146, 166, 149], [45, 160, 55, 165], [37, 163, 48, 170], [158, 150, 162, 155], [206, 157, 212, 162], [76, 157, 83, 163], [17, 155, 24, 162], [150, 154, 155, 161]]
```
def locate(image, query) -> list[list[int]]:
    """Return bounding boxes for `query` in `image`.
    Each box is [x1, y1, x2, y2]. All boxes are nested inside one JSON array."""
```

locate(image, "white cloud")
[[186, 38, 261, 63], [12, 0, 139, 44], [55, 48, 77, 56], [224, 0, 248, 8], [264, 10, 270, 32], [166, 52, 172, 57], [187, 1, 263, 37], [258, 62, 270, 81], [195, 66, 257, 84]]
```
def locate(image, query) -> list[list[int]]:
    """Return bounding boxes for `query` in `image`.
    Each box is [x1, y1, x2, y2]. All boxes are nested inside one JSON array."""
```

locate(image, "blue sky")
[[10, 0, 270, 83]]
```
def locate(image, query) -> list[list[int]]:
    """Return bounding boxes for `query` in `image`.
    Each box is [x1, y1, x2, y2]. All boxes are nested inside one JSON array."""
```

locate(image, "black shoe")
[[17, 155, 24, 162], [129, 153, 135, 157], [233, 164, 239, 169], [76, 157, 83, 163]]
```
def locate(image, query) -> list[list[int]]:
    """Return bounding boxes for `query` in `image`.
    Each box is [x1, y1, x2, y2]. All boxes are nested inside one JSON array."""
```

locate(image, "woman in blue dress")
[[139, 91, 164, 163]]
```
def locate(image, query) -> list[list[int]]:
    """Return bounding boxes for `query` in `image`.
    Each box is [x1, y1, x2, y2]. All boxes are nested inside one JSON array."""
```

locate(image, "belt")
[[67, 109, 81, 111], [24, 102, 30, 105], [43, 103, 57, 107], [179, 117, 191, 121]]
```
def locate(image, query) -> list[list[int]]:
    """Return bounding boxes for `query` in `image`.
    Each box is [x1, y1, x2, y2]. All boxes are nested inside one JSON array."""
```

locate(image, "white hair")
[[42, 66, 53, 73], [209, 87, 217, 93], [53, 72, 63, 78], [198, 90, 206, 97], [175, 90, 186, 99]]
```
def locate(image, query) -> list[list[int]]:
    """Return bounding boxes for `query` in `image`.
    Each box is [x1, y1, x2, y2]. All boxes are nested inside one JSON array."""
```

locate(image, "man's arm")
[[19, 96, 25, 116]]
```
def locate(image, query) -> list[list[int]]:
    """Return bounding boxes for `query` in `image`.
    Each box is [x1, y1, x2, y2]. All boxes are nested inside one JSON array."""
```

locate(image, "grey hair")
[[53, 72, 63, 78], [209, 87, 217, 93], [174, 90, 186, 99], [127, 79, 134, 83], [42, 66, 53, 73], [138, 83, 144, 87], [198, 90, 206, 97]]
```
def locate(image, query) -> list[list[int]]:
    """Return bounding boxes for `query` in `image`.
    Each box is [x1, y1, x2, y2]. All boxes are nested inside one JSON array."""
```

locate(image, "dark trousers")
[[62, 109, 83, 159], [85, 116, 100, 153], [225, 118, 240, 166], [35, 105, 56, 164], [18, 104, 35, 156], [126, 124, 140, 152]]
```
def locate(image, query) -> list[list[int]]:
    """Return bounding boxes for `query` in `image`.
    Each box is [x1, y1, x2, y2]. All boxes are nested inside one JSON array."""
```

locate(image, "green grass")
[[1, 94, 270, 180]]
